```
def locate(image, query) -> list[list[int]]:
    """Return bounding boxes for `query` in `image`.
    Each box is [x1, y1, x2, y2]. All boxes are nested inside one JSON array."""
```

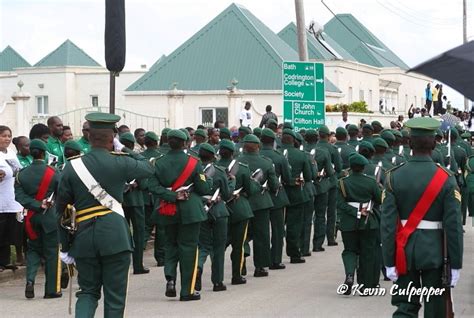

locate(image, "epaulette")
[[238, 162, 249, 168], [66, 154, 83, 161], [149, 154, 164, 166], [384, 162, 405, 192], [436, 163, 453, 176], [110, 151, 129, 156], [384, 161, 405, 175]]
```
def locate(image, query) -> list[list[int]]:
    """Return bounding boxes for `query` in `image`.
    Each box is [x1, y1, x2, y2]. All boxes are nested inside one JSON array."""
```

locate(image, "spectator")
[[390, 121, 398, 129], [359, 118, 367, 129], [421, 108, 431, 118], [214, 120, 226, 129], [239, 101, 252, 127], [196, 124, 206, 130], [13, 136, 32, 168], [437, 85, 443, 115], [185, 127, 195, 140], [60, 125, 73, 143], [117, 124, 130, 135], [0, 125, 23, 272], [408, 104, 421, 118], [258, 105, 278, 128], [336, 110, 350, 128], [432, 84, 440, 115], [133, 128, 146, 153], [397, 115, 404, 129], [207, 128, 220, 147], [425, 83, 432, 113]]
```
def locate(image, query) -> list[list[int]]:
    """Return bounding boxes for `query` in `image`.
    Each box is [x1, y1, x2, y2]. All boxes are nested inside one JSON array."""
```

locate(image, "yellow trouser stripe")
[[76, 210, 112, 223], [190, 248, 199, 294], [76, 205, 108, 216], [240, 222, 249, 275], [56, 246, 61, 293]]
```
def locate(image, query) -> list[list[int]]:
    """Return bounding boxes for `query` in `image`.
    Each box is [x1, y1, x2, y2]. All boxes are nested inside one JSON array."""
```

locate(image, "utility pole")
[[295, 0, 308, 61], [463, 0, 469, 110]]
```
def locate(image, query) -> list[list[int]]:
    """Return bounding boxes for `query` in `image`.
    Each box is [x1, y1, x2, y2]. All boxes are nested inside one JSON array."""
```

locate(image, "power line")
[[386, 0, 461, 25], [320, 0, 401, 68]]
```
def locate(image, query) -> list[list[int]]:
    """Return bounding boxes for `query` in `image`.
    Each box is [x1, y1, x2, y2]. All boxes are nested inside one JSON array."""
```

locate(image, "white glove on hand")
[[60, 252, 75, 265], [451, 269, 460, 287], [386, 266, 398, 282], [113, 138, 125, 151]]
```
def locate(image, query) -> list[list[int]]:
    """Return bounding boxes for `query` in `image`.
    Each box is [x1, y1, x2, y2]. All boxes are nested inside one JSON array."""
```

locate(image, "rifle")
[[363, 201, 374, 225], [441, 230, 455, 318], [124, 179, 137, 193], [375, 161, 383, 184], [42, 191, 55, 214], [227, 187, 243, 203], [226, 159, 239, 177], [398, 145, 404, 156], [204, 188, 220, 213]]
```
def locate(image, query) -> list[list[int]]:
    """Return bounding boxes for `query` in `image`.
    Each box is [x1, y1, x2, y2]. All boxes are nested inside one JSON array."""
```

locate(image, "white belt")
[[347, 202, 369, 209], [401, 220, 443, 230]]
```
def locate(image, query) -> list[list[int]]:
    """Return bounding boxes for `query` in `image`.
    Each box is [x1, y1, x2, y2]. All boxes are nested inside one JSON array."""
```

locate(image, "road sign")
[[282, 61, 325, 132]]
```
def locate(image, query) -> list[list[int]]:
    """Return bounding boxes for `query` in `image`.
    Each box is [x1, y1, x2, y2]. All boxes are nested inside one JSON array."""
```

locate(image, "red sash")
[[25, 166, 55, 240], [395, 167, 448, 275], [158, 156, 198, 216]]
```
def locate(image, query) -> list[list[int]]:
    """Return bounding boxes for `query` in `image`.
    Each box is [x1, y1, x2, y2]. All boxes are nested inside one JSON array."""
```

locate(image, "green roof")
[[324, 14, 409, 69], [127, 3, 340, 93], [0, 46, 31, 71], [34, 39, 101, 67]]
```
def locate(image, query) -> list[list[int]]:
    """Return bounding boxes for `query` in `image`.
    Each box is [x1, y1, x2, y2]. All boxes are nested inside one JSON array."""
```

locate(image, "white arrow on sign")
[[315, 79, 324, 83]]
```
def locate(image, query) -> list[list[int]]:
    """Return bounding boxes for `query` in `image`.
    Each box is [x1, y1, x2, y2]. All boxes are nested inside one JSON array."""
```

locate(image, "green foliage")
[[326, 101, 372, 113]]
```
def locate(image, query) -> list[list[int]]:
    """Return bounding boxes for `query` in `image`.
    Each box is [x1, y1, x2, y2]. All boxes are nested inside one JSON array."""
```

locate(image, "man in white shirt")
[[336, 110, 351, 128], [240, 102, 252, 127]]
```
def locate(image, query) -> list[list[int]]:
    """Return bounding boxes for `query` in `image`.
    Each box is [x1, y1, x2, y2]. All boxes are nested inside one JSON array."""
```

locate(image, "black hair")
[[64, 148, 80, 159], [410, 135, 435, 152], [265, 105, 272, 112], [260, 135, 274, 145], [219, 148, 233, 159], [185, 127, 194, 132], [196, 125, 205, 130], [305, 134, 318, 143], [351, 164, 365, 173], [29, 123, 49, 140], [281, 134, 294, 144], [359, 147, 373, 159], [46, 116, 60, 127], [30, 148, 45, 160], [168, 137, 184, 150], [12, 136, 27, 151], [63, 125, 71, 131], [214, 120, 225, 128], [117, 125, 129, 134], [0, 125, 12, 135], [134, 128, 145, 137], [198, 149, 214, 162]]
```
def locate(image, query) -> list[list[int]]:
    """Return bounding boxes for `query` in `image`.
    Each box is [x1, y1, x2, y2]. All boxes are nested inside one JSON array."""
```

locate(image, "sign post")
[[282, 61, 325, 131]]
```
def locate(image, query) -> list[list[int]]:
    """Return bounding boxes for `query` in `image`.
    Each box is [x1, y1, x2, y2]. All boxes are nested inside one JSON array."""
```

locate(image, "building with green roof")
[[0, 46, 31, 72], [34, 39, 101, 67]]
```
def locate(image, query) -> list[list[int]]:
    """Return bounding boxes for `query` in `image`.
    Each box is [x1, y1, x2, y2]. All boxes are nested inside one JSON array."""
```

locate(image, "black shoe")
[[269, 263, 286, 270], [312, 247, 325, 252], [342, 274, 354, 296], [25, 281, 34, 299], [290, 257, 306, 264], [302, 252, 311, 257], [195, 267, 202, 292], [165, 280, 176, 297], [44, 292, 62, 299], [180, 293, 201, 301], [213, 282, 227, 292], [60, 269, 69, 289], [156, 260, 165, 267], [231, 276, 247, 285], [133, 268, 150, 275], [254, 268, 269, 277], [328, 241, 338, 246]]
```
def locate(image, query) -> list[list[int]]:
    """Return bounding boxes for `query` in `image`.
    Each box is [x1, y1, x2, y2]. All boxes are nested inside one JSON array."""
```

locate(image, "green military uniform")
[[17, 154, 33, 168], [337, 154, 382, 291], [46, 135, 65, 167], [77, 136, 91, 154], [148, 129, 210, 300], [347, 124, 360, 149], [281, 129, 312, 261], [238, 134, 278, 274], [464, 155, 474, 221], [381, 118, 463, 317], [317, 126, 342, 245], [56, 113, 155, 317], [216, 140, 256, 283], [14, 140, 62, 298], [259, 129, 291, 267], [372, 138, 394, 170], [381, 131, 405, 166], [334, 127, 356, 170], [190, 129, 207, 153]]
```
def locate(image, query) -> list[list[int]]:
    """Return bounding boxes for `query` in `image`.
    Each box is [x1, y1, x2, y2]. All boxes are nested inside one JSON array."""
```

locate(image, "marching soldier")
[[448, 128, 468, 226], [401, 129, 411, 160], [158, 128, 171, 154], [334, 127, 356, 170], [216, 139, 256, 285], [63, 140, 82, 161], [381, 117, 463, 317], [148, 129, 210, 301], [361, 124, 374, 143], [372, 121, 383, 138], [219, 127, 231, 140], [259, 128, 291, 269], [381, 131, 404, 166], [239, 134, 278, 277], [14, 139, 64, 299], [372, 138, 394, 170], [235, 126, 252, 154], [464, 155, 474, 223], [56, 113, 154, 317], [195, 143, 234, 292], [347, 124, 360, 148], [337, 153, 382, 294], [191, 129, 207, 153], [265, 119, 282, 149]]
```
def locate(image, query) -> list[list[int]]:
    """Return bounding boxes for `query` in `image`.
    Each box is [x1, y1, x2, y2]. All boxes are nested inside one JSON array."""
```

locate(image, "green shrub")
[[326, 101, 372, 113]]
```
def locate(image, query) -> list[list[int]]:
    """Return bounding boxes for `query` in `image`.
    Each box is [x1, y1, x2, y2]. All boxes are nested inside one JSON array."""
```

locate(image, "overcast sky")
[[1, 0, 472, 106]]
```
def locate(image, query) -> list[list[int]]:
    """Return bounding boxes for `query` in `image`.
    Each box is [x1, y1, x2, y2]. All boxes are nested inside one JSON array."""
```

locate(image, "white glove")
[[60, 252, 75, 265], [451, 269, 460, 287], [113, 138, 125, 151], [386, 266, 398, 282]]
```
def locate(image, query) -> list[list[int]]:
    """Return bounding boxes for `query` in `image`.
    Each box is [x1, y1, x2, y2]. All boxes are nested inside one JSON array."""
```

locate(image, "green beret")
[[64, 140, 82, 152], [401, 129, 410, 138], [243, 134, 260, 144], [219, 139, 235, 152], [295, 133, 303, 143], [179, 128, 191, 141], [404, 117, 441, 137], [85, 112, 121, 130], [461, 132, 471, 139], [119, 132, 135, 144], [161, 127, 171, 136], [450, 128, 459, 138], [373, 138, 389, 149], [167, 129, 187, 141], [220, 127, 231, 137], [194, 129, 208, 138], [261, 128, 275, 139], [30, 139, 47, 151], [435, 129, 444, 138], [145, 131, 159, 142], [392, 130, 402, 138], [266, 119, 278, 127], [347, 124, 359, 133], [372, 121, 382, 128], [238, 126, 252, 135], [381, 130, 395, 142], [253, 127, 262, 136], [199, 143, 216, 155], [318, 125, 330, 135], [359, 141, 375, 152], [282, 128, 296, 139], [349, 153, 369, 166], [305, 129, 317, 136], [283, 122, 293, 130], [335, 127, 347, 136], [362, 124, 374, 131]]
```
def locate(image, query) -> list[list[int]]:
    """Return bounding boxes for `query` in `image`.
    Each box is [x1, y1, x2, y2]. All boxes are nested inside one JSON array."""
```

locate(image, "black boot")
[[231, 276, 246, 285], [343, 274, 354, 296], [165, 280, 176, 297], [213, 282, 227, 292], [44, 292, 62, 299], [180, 293, 201, 301], [25, 281, 34, 299], [195, 267, 202, 292], [254, 267, 269, 277], [133, 267, 150, 275]]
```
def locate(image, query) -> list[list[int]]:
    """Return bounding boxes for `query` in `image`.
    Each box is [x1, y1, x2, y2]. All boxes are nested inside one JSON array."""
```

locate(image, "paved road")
[[1, 225, 472, 317]]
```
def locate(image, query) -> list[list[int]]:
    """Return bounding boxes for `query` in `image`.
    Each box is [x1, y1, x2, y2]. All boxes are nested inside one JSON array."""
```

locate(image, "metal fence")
[[30, 106, 168, 136]]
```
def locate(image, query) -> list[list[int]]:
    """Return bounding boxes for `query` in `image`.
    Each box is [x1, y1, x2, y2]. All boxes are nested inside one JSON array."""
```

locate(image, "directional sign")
[[282, 61, 325, 132]]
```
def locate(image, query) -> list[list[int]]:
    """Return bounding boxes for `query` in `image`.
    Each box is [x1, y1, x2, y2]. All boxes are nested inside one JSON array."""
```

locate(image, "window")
[[348, 87, 353, 104], [368, 90, 373, 107], [91, 95, 99, 107], [359, 89, 364, 102], [36, 96, 49, 115], [200, 108, 228, 127]]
